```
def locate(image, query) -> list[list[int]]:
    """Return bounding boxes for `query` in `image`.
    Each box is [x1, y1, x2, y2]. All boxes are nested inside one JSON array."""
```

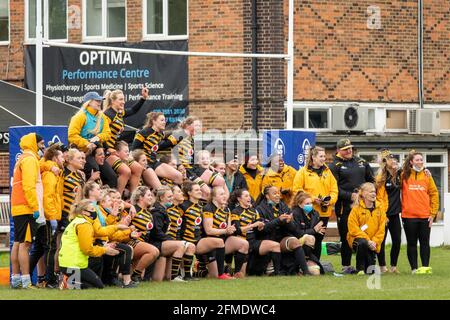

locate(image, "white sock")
[[21, 274, 31, 287]]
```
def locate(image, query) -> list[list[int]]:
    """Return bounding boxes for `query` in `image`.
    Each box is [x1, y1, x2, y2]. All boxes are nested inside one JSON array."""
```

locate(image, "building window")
[[358, 150, 448, 220], [83, 0, 126, 41], [292, 105, 331, 130], [143, 0, 188, 40], [26, 0, 67, 41], [386, 110, 407, 130], [0, 0, 8, 43]]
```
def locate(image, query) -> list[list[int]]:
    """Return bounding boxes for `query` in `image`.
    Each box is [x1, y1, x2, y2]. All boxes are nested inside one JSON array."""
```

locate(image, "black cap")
[[336, 138, 353, 150]]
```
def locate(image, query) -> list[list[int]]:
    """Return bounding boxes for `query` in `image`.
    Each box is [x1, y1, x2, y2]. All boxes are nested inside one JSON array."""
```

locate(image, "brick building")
[[0, 0, 449, 214]]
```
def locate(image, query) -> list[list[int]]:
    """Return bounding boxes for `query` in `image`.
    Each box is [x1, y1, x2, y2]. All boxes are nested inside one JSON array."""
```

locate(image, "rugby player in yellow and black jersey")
[[150, 186, 196, 281], [60, 149, 86, 233], [230, 188, 282, 276], [179, 181, 226, 279], [131, 112, 184, 186], [128, 186, 160, 282], [103, 89, 148, 195], [203, 187, 249, 278]]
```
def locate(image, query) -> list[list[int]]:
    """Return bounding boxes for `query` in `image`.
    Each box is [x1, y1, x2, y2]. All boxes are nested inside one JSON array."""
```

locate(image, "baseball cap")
[[380, 149, 394, 161], [82, 91, 104, 103], [336, 138, 353, 150]]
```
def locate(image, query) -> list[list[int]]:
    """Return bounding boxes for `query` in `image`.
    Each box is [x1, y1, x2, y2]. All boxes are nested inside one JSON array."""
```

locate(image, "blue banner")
[[9, 126, 68, 283], [262, 130, 316, 169]]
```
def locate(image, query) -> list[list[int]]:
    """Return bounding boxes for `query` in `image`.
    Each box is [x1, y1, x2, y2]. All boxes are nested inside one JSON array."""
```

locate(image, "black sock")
[[294, 247, 311, 275], [38, 275, 46, 283], [171, 257, 183, 280], [234, 252, 248, 273], [225, 253, 234, 273], [183, 254, 194, 277], [194, 254, 209, 278], [270, 252, 281, 275], [215, 248, 225, 276], [132, 269, 142, 279]]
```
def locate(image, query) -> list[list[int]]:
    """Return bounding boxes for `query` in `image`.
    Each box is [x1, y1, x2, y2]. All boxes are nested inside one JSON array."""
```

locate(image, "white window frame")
[[25, 0, 68, 44], [142, 0, 188, 41], [82, 0, 127, 43], [290, 102, 331, 132], [358, 149, 448, 216], [0, 0, 10, 45]]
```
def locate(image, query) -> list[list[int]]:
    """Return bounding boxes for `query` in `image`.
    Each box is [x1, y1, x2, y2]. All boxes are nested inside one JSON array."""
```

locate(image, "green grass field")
[[0, 246, 449, 300]]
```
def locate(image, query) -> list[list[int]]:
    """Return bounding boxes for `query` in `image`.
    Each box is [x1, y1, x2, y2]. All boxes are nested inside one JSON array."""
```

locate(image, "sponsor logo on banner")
[[274, 138, 285, 156], [51, 135, 62, 145], [298, 138, 312, 166], [15, 152, 22, 162]]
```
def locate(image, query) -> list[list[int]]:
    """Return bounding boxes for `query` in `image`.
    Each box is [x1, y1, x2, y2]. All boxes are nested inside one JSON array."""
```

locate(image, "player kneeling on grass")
[[58, 199, 120, 289], [203, 187, 249, 279], [256, 186, 311, 276], [149, 186, 196, 282], [179, 181, 226, 279], [347, 183, 386, 275], [288, 192, 326, 276]]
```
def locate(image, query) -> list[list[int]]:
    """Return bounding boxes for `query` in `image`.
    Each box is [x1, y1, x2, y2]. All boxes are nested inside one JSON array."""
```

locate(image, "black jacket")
[[286, 206, 321, 238], [149, 203, 171, 243], [255, 198, 290, 242], [329, 154, 374, 215]]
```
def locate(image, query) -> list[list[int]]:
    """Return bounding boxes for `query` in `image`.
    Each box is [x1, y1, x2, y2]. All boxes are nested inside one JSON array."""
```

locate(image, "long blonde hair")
[[78, 100, 104, 136], [352, 182, 375, 208], [103, 89, 124, 112]]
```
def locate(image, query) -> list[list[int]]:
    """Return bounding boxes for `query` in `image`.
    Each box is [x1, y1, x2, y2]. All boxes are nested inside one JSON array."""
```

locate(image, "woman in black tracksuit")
[[288, 192, 326, 275], [255, 186, 311, 276]]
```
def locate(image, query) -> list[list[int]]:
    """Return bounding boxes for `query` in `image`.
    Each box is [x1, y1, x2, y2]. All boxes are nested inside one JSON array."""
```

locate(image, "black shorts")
[[193, 166, 206, 178], [148, 160, 163, 171], [249, 240, 262, 254], [150, 241, 163, 253], [13, 214, 38, 243]]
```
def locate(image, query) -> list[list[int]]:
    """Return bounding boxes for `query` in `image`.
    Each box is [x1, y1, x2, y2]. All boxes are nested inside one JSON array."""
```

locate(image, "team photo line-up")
[[10, 88, 439, 289]]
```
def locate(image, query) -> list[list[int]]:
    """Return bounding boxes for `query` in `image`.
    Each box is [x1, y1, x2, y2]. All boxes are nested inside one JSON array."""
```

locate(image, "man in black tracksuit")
[[328, 138, 374, 273]]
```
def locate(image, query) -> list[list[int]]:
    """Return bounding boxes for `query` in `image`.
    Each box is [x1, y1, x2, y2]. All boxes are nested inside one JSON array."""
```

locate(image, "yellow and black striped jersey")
[[178, 135, 194, 169], [202, 202, 230, 238], [160, 177, 175, 188], [131, 205, 154, 242], [166, 205, 183, 240], [104, 99, 146, 149], [231, 206, 261, 240], [179, 200, 203, 243], [104, 109, 125, 149], [62, 167, 85, 217], [132, 128, 178, 164]]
